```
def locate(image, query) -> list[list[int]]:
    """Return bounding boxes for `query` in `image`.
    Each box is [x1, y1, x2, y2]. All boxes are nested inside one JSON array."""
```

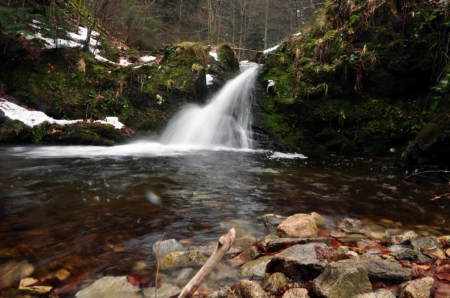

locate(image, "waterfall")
[[160, 63, 259, 149]]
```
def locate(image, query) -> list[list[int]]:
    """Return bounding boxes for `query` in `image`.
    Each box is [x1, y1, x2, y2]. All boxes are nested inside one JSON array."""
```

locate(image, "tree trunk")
[[264, 0, 269, 49]]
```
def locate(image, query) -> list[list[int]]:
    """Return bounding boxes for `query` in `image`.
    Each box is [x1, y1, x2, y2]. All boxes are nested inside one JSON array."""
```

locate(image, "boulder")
[[398, 276, 434, 298], [268, 242, 328, 281], [235, 280, 268, 298], [359, 254, 412, 281], [276, 213, 318, 238], [312, 259, 372, 298]]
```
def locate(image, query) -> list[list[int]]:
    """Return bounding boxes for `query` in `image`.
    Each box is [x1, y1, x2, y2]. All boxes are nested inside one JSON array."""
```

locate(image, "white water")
[[160, 63, 260, 149]]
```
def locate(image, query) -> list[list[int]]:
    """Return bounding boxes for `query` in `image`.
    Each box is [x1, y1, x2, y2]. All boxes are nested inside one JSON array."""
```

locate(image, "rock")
[[235, 280, 268, 298], [410, 236, 443, 262], [257, 214, 287, 227], [239, 256, 273, 277], [268, 242, 328, 281], [312, 259, 372, 298], [152, 239, 184, 258], [439, 235, 450, 246], [173, 268, 195, 287], [282, 288, 310, 298], [261, 272, 289, 294], [75, 276, 141, 298], [55, 268, 71, 281], [390, 248, 419, 261], [311, 212, 326, 228], [267, 237, 329, 252], [159, 250, 205, 270], [333, 233, 367, 244], [0, 260, 35, 290], [387, 231, 418, 245], [142, 282, 181, 298], [359, 254, 412, 281], [276, 214, 318, 238], [421, 246, 447, 259], [353, 288, 396, 298], [18, 277, 52, 294], [398, 276, 434, 298], [208, 286, 236, 298], [446, 247, 450, 258], [228, 246, 260, 266]]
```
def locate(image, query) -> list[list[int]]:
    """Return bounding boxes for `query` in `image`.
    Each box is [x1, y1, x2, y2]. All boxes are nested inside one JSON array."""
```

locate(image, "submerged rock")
[[0, 260, 34, 290], [75, 276, 140, 298], [152, 239, 184, 258], [159, 250, 205, 271]]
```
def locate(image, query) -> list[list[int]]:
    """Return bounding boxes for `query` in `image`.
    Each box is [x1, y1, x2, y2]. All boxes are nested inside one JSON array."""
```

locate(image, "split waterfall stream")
[[0, 62, 449, 290]]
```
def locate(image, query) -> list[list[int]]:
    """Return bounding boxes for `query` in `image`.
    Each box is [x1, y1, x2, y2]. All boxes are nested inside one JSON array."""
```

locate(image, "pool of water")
[[0, 143, 449, 287]]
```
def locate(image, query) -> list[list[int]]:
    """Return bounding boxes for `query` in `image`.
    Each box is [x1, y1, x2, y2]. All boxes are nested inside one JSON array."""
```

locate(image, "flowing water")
[[0, 63, 449, 292]]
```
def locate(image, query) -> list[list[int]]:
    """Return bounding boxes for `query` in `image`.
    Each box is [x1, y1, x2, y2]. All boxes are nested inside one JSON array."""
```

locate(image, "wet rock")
[[261, 272, 289, 294], [312, 259, 372, 298], [268, 242, 328, 281], [142, 282, 181, 298], [353, 288, 396, 298], [282, 288, 310, 298], [75, 276, 140, 298], [276, 214, 318, 238], [159, 250, 205, 270], [173, 268, 195, 287], [0, 260, 35, 290], [410, 236, 443, 262], [191, 245, 240, 257], [398, 276, 434, 298], [229, 245, 260, 266], [239, 256, 273, 277], [18, 278, 52, 294], [359, 254, 412, 281], [333, 233, 367, 244], [267, 237, 329, 252], [311, 212, 326, 228], [260, 234, 279, 246], [387, 231, 418, 245], [152, 239, 184, 258], [235, 280, 268, 298], [390, 248, 419, 261]]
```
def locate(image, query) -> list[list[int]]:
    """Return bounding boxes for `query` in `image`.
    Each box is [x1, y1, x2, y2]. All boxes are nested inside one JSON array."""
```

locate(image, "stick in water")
[[178, 228, 236, 298]]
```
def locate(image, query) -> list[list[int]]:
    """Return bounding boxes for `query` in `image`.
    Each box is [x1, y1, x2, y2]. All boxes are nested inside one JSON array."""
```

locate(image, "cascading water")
[[160, 63, 259, 149]]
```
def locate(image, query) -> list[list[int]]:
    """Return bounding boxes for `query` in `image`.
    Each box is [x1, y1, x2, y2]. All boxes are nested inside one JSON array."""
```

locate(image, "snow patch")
[[209, 51, 219, 61], [0, 98, 124, 129], [140, 55, 156, 62], [267, 80, 275, 92], [263, 45, 279, 54]]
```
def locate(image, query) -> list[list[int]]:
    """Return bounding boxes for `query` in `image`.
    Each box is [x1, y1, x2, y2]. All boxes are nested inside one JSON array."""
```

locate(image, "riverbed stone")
[[359, 254, 412, 281], [312, 259, 372, 298], [261, 272, 289, 294], [268, 242, 328, 281], [390, 248, 419, 261], [152, 239, 184, 258], [239, 256, 273, 277], [267, 237, 329, 252], [276, 214, 318, 238], [282, 288, 310, 298], [75, 276, 141, 298], [387, 231, 419, 245], [159, 250, 205, 270], [142, 282, 181, 298], [353, 288, 396, 298], [235, 280, 268, 298], [398, 276, 434, 298], [311, 212, 326, 228], [410, 236, 443, 262], [0, 260, 35, 290]]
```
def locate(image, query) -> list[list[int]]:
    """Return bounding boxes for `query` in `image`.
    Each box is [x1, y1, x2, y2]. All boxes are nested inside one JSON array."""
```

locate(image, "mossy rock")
[[0, 119, 33, 143]]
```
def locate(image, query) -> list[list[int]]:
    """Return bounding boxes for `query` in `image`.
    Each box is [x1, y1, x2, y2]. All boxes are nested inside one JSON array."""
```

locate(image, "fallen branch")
[[178, 228, 236, 298], [398, 170, 450, 186], [431, 193, 450, 201]]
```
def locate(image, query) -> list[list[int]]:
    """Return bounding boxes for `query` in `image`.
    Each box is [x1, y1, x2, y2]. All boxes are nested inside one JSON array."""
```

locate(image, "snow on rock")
[[209, 51, 219, 61], [267, 80, 275, 92], [294, 32, 302, 37], [119, 58, 131, 66], [0, 98, 124, 130], [206, 74, 214, 85], [140, 55, 156, 62]]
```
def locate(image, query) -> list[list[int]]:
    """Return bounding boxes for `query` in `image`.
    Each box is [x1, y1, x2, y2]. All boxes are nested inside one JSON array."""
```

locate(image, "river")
[[0, 144, 448, 280]]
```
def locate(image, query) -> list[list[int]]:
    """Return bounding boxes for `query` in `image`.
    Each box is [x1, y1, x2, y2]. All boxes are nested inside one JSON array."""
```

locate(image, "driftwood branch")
[[178, 228, 236, 298]]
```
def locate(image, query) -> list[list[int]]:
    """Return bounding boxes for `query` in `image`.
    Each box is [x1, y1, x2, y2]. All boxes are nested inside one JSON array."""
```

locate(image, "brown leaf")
[[432, 280, 450, 298]]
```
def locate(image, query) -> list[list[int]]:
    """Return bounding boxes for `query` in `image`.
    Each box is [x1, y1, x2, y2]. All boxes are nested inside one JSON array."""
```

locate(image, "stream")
[[0, 144, 449, 280]]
